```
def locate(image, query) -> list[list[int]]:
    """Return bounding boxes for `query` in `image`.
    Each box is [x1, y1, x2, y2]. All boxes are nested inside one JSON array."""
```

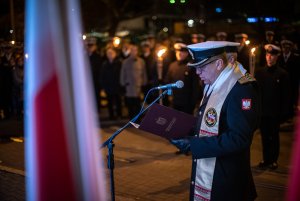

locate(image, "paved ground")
[[0, 115, 296, 201]]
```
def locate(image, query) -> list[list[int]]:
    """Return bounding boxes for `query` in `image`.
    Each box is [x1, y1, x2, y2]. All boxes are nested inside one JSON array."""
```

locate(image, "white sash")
[[193, 64, 243, 201]]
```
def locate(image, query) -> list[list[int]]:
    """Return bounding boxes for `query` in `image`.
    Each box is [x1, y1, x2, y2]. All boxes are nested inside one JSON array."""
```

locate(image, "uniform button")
[[194, 159, 197, 162], [199, 112, 202, 115], [191, 181, 195, 185]]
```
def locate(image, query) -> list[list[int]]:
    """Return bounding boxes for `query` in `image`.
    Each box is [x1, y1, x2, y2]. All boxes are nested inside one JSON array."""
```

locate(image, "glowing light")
[[169, 0, 175, 4], [157, 48, 167, 58], [247, 18, 258, 23], [245, 40, 250, 45], [215, 7, 222, 13], [113, 37, 121, 47], [82, 35, 87, 40], [264, 17, 279, 22], [116, 30, 129, 37], [25, 53, 29, 59], [187, 19, 194, 27], [251, 47, 256, 54], [163, 27, 168, 32], [11, 40, 15, 45], [180, 0, 185, 3], [10, 30, 14, 34]]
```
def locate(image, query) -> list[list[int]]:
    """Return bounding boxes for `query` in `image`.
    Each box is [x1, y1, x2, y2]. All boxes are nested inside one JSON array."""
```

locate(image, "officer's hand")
[[169, 138, 191, 154]]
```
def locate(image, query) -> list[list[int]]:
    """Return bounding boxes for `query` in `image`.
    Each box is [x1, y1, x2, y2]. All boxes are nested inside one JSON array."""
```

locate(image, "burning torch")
[[249, 47, 256, 76], [156, 46, 167, 104]]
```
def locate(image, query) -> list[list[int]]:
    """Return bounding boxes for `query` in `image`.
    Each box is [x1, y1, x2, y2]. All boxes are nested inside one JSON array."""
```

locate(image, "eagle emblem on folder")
[[156, 117, 167, 125]]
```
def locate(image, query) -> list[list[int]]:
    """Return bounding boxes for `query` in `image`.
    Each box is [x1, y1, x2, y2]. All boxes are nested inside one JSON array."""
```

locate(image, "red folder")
[[138, 103, 197, 139]]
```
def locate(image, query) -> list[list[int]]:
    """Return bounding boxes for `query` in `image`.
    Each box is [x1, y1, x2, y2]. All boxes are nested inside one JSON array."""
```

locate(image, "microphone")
[[154, 80, 184, 90]]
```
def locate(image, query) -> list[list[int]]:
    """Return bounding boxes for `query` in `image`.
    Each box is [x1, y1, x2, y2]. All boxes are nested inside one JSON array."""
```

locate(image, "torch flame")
[[157, 48, 167, 58], [113, 37, 121, 47]]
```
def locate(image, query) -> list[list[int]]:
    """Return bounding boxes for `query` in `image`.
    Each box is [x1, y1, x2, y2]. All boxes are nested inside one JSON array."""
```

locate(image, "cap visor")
[[187, 58, 209, 68]]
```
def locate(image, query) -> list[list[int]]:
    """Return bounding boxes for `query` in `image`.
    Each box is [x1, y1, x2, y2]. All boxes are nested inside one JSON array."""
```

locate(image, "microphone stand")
[[101, 89, 169, 201]]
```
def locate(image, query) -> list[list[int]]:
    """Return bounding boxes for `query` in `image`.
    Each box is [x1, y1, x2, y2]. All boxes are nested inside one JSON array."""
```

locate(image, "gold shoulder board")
[[238, 73, 256, 84]]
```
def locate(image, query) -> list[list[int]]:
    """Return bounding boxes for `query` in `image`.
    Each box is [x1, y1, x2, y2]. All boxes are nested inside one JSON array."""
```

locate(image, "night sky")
[[0, 0, 299, 40]]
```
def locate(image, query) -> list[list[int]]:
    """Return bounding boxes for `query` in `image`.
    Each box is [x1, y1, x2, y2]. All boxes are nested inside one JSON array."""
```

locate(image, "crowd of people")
[[0, 30, 299, 122], [0, 42, 24, 120], [83, 30, 299, 121]]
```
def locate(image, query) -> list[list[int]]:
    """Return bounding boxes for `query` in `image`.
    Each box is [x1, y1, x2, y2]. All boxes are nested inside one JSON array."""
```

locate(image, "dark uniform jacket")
[[0, 56, 13, 118], [189, 79, 260, 201], [238, 45, 250, 72], [255, 64, 290, 120], [89, 51, 103, 90], [100, 58, 122, 95], [278, 53, 300, 113], [165, 60, 201, 114]]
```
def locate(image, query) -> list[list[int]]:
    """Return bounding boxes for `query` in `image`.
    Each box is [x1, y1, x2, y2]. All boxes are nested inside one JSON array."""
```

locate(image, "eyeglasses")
[[195, 59, 218, 71]]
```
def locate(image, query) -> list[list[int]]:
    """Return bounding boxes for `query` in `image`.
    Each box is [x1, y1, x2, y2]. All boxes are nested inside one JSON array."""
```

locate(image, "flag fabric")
[[286, 108, 300, 201], [25, 0, 106, 200]]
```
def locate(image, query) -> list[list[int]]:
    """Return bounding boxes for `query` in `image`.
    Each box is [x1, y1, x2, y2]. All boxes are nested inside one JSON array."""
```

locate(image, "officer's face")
[[282, 45, 291, 54], [266, 53, 278, 67], [87, 44, 97, 53], [130, 46, 139, 58], [191, 37, 198, 44], [196, 59, 220, 85], [175, 50, 188, 61], [266, 34, 274, 41], [106, 48, 117, 61]]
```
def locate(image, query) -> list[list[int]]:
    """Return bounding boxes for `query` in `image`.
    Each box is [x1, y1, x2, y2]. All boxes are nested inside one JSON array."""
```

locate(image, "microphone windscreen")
[[176, 80, 184, 88]]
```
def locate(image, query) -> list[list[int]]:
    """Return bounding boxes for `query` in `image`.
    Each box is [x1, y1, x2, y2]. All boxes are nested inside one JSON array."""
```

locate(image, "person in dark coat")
[[235, 33, 251, 72], [256, 44, 290, 170], [140, 41, 157, 103], [165, 42, 201, 114], [170, 41, 260, 201], [12, 56, 24, 119], [278, 40, 300, 118], [86, 37, 103, 114], [0, 47, 14, 120], [100, 47, 123, 120]]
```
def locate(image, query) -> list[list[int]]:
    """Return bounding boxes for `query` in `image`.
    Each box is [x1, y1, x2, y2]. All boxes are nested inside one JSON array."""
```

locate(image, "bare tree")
[[101, 0, 131, 36]]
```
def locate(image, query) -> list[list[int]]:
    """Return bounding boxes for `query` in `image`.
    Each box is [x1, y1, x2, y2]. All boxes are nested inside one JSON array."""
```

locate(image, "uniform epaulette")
[[238, 73, 256, 84]]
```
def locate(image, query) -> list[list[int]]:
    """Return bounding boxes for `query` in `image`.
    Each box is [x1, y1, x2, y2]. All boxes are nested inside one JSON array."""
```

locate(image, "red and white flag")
[[25, 0, 106, 200], [286, 108, 300, 201]]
